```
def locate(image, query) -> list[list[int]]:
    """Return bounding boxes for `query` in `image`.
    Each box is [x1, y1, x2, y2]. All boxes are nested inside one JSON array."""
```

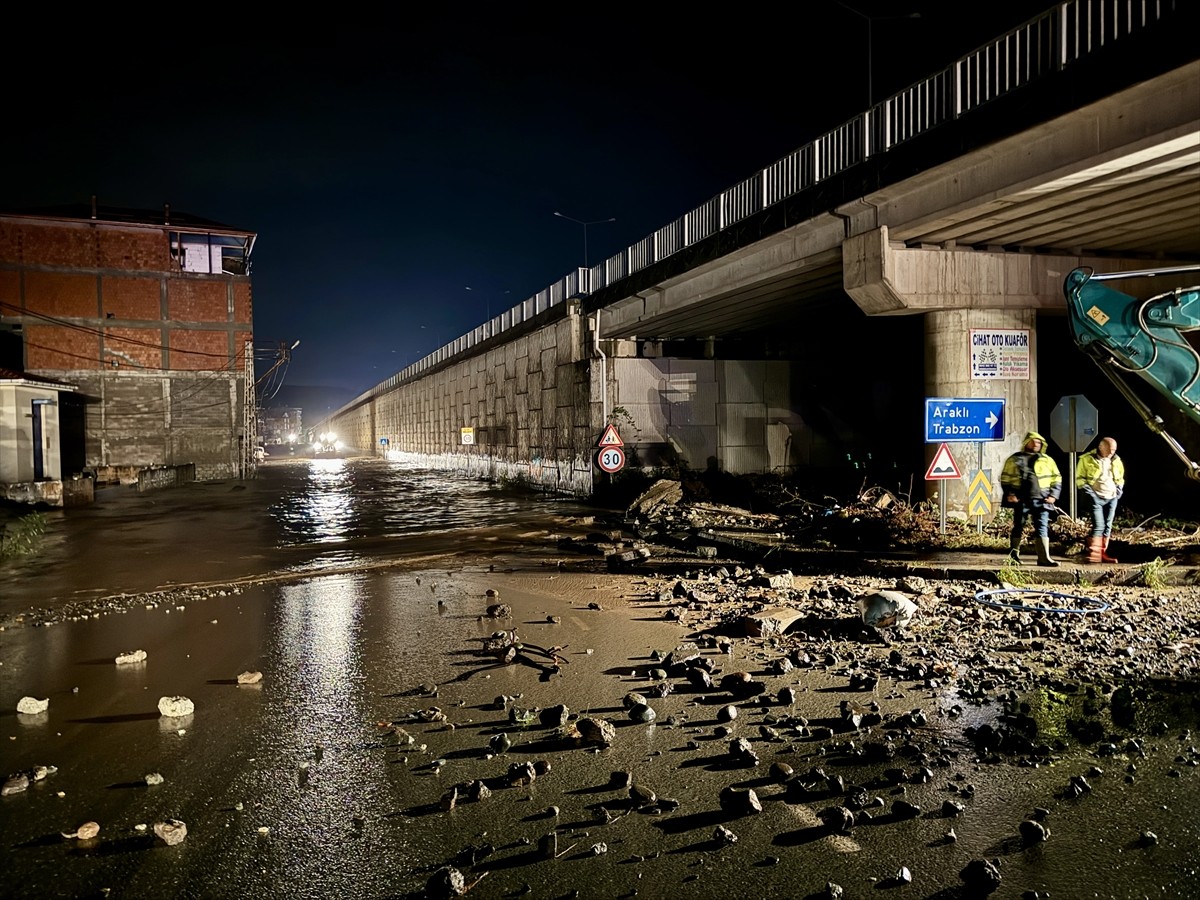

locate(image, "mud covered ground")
[[2, 464, 1199, 899]]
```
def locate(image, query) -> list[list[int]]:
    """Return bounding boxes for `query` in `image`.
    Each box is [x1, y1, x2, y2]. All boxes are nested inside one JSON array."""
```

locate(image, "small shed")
[[0, 367, 78, 505]]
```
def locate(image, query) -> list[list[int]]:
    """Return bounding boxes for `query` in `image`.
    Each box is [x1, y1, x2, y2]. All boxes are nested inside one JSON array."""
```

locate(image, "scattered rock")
[[157, 696, 195, 718], [743, 606, 804, 637], [960, 859, 1002, 894], [719, 786, 762, 815], [628, 702, 657, 723], [426, 867, 467, 899], [627, 480, 683, 518], [153, 819, 187, 846], [489, 733, 512, 755], [713, 824, 738, 846], [17, 696, 49, 715], [144, 773, 164, 786], [1019, 820, 1051, 845], [115, 649, 147, 665], [575, 717, 616, 745], [539, 705, 570, 727], [236, 671, 263, 685]]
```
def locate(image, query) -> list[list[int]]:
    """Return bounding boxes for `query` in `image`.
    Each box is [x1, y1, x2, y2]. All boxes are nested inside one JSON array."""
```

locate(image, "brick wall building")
[[0, 203, 256, 483]]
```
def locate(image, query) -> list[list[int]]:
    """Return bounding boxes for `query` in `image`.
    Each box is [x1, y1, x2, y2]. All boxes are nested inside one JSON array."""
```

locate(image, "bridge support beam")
[[843, 226, 1120, 519]]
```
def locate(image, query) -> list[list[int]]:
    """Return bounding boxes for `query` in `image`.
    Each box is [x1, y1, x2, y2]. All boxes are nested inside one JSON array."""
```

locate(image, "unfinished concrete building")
[[0, 202, 256, 498]]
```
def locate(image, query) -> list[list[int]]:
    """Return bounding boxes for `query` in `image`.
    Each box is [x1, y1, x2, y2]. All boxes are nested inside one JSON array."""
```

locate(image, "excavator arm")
[[1064, 265, 1200, 481]]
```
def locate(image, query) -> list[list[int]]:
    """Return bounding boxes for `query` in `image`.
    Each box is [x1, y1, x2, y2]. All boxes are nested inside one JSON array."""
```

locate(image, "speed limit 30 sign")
[[597, 446, 625, 473]]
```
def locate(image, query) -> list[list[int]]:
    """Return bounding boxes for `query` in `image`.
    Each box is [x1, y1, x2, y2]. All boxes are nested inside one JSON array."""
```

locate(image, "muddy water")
[[2, 462, 1200, 898], [0, 458, 595, 616]]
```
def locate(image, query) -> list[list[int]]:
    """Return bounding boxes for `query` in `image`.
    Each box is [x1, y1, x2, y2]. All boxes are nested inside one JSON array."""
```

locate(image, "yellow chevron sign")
[[968, 469, 993, 516]]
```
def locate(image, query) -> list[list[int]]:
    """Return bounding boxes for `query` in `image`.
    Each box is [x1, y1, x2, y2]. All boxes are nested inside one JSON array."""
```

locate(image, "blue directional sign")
[[925, 397, 1005, 443]]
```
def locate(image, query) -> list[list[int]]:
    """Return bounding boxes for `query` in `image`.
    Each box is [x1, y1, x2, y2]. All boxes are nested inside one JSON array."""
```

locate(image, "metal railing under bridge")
[[350, 0, 1183, 410]]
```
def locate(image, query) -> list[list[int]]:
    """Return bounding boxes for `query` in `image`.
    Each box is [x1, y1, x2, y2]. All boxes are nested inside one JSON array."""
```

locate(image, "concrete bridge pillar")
[[924, 307, 1038, 518], [843, 226, 1081, 518]]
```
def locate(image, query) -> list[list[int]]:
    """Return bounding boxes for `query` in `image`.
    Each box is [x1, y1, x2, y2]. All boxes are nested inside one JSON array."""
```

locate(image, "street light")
[[836, 3, 920, 108], [553, 211, 616, 270], [465, 286, 510, 336]]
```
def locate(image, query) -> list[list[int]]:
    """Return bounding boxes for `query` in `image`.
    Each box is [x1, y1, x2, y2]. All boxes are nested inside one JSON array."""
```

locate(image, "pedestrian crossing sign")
[[925, 443, 962, 480], [598, 424, 624, 447]]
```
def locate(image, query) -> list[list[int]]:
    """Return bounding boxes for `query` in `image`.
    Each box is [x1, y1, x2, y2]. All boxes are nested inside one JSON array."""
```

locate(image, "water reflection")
[[288, 459, 354, 544], [277, 575, 363, 719], [269, 457, 590, 551]]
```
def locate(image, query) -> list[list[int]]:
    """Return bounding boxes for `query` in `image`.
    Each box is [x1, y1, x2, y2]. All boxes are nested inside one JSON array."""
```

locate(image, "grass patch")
[[1132, 556, 1172, 589], [0, 512, 47, 561], [996, 561, 1033, 587]]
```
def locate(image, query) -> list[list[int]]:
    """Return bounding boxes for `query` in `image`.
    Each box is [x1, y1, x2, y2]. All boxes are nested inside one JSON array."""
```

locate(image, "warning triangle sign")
[[925, 443, 962, 480], [598, 424, 624, 447]]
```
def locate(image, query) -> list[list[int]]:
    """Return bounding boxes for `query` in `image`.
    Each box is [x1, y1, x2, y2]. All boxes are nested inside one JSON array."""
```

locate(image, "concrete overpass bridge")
[[325, 0, 1199, 515]]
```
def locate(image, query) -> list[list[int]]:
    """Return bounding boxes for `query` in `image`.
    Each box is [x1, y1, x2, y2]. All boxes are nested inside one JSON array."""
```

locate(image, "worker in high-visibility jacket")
[[1000, 431, 1063, 567], [1076, 436, 1125, 563]]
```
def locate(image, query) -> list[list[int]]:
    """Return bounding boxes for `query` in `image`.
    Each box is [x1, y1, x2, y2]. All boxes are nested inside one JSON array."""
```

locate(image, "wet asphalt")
[[1, 458, 1198, 899]]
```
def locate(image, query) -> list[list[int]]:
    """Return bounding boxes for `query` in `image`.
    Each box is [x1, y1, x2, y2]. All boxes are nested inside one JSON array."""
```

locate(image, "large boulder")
[[626, 480, 683, 519]]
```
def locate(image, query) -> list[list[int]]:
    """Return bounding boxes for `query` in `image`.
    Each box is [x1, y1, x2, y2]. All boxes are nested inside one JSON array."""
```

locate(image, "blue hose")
[[972, 587, 1110, 614]]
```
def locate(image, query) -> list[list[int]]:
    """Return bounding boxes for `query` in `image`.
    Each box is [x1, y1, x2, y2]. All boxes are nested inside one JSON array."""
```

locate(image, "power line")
[[0, 300, 248, 360]]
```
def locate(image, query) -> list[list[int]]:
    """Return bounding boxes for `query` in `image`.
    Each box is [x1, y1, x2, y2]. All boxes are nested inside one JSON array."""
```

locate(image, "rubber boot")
[[1008, 538, 1023, 565], [1036, 536, 1060, 567], [1101, 537, 1119, 563], [1084, 536, 1103, 563]]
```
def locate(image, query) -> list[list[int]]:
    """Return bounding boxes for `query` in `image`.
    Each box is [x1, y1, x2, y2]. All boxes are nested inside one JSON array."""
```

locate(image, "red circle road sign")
[[597, 446, 625, 473]]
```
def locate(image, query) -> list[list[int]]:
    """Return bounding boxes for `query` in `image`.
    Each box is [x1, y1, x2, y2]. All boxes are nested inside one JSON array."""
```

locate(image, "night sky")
[[3, 2, 1057, 410]]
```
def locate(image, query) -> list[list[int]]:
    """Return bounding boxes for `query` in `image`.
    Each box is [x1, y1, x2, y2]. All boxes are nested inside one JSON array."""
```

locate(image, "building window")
[[170, 232, 252, 275]]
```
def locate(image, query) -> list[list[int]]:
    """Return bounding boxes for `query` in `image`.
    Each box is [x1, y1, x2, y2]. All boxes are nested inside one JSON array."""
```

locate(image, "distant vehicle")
[[311, 430, 345, 459]]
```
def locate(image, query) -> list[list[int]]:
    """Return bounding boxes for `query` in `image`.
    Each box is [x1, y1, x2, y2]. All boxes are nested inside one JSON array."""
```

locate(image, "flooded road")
[[0, 458, 596, 620], [2, 460, 1199, 898]]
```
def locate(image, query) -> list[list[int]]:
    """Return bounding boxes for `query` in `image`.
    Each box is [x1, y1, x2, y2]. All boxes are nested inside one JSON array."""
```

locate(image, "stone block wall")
[[330, 309, 597, 495]]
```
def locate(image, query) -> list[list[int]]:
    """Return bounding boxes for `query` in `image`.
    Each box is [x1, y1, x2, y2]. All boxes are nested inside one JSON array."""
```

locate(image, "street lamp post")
[[465, 286, 509, 337], [836, 3, 920, 109], [553, 211, 616, 270]]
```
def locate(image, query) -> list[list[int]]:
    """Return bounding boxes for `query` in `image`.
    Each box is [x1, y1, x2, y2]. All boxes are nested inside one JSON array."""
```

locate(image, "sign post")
[[1050, 394, 1098, 518], [596, 424, 625, 475], [925, 443, 963, 534], [924, 398, 1003, 530]]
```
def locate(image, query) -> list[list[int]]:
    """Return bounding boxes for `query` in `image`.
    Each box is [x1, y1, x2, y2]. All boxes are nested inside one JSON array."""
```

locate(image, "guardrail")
[[340, 0, 1180, 414]]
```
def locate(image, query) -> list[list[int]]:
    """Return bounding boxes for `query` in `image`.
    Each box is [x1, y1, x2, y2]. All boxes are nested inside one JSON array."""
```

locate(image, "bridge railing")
[[341, 0, 1180, 413]]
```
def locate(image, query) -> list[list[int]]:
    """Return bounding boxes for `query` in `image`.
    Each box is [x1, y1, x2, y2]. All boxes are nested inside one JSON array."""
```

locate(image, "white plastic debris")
[[858, 591, 919, 628], [115, 649, 147, 665], [17, 696, 49, 715], [157, 696, 195, 718], [62, 821, 100, 840]]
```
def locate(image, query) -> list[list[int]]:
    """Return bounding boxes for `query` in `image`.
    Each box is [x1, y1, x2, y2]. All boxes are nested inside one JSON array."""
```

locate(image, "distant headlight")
[[334, 441, 344, 451]]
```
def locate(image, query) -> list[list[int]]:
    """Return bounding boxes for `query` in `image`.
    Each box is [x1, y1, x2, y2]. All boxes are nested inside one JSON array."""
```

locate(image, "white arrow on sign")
[[986, 411, 999, 429]]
